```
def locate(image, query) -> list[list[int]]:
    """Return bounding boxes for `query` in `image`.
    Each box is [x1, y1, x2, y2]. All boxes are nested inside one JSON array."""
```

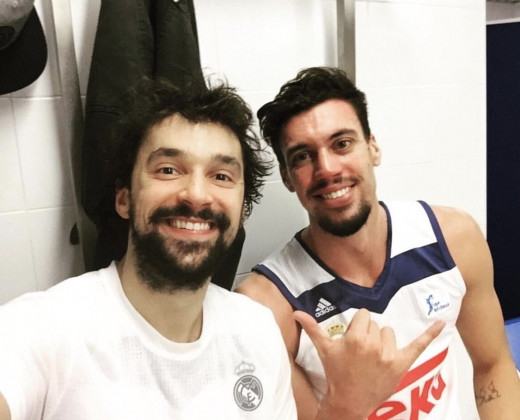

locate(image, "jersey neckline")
[[293, 201, 393, 294]]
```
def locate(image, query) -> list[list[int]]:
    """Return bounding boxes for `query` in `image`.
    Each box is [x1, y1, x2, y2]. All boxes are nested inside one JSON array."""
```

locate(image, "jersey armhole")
[[252, 264, 305, 311], [418, 200, 456, 268]]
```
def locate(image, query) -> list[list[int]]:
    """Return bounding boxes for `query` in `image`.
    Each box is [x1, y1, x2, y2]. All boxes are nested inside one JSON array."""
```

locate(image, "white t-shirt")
[[0, 263, 296, 420]]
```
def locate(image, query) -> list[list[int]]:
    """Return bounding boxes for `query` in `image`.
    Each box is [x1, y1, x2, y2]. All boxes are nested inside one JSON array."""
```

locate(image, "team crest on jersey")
[[326, 322, 347, 340], [423, 290, 451, 318], [234, 361, 263, 411]]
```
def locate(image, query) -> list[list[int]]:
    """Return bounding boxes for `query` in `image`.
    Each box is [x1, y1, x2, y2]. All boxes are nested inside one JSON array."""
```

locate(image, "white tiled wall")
[[0, 0, 84, 304], [0, 99, 25, 213], [0, 212, 37, 302], [356, 0, 487, 230], [12, 98, 74, 209], [0, 0, 487, 303]]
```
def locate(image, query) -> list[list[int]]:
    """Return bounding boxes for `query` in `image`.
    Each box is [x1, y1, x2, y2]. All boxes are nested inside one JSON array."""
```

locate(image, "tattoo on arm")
[[475, 381, 501, 407]]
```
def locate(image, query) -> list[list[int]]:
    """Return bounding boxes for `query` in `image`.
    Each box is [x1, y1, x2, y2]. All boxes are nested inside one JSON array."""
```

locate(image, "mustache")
[[148, 203, 231, 232], [308, 176, 360, 195]]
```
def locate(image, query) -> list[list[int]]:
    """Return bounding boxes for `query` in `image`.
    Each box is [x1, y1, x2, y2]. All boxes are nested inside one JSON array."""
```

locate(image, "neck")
[[302, 202, 388, 288], [116, 255, 209, 343]]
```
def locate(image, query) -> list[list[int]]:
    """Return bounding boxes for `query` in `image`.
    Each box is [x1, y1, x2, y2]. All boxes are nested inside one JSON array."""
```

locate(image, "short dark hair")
[[257, 67, 371, 166], [114, 78, 271, 218]]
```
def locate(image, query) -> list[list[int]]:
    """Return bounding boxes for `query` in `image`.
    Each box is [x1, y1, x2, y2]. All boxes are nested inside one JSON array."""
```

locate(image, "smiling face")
[[280, 98, 381, 237], [116, 114, 245, 292]]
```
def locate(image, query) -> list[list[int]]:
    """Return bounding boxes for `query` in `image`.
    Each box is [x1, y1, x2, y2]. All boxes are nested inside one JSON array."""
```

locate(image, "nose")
[[177, 172, 213, 209], [314, 149, 342, 181]]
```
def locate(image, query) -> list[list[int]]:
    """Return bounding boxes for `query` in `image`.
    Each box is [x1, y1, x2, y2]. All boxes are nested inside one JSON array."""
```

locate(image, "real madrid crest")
[[326, 322, 347, 340], [233, 361, 263, 411]]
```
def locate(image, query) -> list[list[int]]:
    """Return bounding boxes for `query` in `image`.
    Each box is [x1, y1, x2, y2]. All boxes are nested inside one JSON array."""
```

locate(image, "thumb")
[[293, 310, 328, 348], [400, 321, 445, 368]]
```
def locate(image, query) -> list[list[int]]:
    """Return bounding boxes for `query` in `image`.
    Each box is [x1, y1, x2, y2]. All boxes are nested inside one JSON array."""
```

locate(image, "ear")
[[240, 203, 246, 225], [115, 188, 131, 220], [368, 135, 382, 167], [280, 165, 295, 192]]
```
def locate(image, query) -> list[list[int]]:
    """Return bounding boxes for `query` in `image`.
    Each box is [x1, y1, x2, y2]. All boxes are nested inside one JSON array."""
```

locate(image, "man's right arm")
[[0, 393, 11, 420], [237, 272, 444, 420]]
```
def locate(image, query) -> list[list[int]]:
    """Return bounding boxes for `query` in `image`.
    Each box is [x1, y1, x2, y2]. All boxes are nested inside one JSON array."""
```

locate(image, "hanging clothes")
[[82, 0, 244, 290]]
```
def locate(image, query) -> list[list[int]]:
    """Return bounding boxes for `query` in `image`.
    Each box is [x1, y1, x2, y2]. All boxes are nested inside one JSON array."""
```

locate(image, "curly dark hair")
[[257, 67, 371, 167], [114, 77, 271, 218]]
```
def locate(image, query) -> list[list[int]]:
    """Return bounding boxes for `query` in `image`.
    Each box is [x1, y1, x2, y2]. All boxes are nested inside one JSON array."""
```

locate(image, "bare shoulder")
[[236, 272, 300, 357], [235, 271, 281, 304], [430, 205, 492, 287], [430, 205, 482, 238], [430, 205, 486, 254], [235, 271, 294, 321]]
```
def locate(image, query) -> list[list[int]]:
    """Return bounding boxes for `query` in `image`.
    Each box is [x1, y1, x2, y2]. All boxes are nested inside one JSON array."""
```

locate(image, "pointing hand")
[[294, 308, 445, 420]]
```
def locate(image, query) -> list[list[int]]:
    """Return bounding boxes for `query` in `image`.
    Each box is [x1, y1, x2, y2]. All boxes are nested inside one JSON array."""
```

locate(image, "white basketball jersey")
[[255, 201, 469, 419]]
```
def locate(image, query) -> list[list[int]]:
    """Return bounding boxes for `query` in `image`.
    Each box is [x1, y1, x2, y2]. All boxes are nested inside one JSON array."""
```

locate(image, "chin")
[[318, 203, 372, 237]]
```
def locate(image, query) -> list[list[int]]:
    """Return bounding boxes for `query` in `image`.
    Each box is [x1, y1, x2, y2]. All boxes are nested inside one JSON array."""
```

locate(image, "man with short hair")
[[237, 67, 520, 419], [0, 79, 296, 419]]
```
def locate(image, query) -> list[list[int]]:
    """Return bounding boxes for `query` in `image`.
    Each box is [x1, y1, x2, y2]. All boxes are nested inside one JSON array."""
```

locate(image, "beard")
[[307, 175, 373, 238], [129, 203, 233, 293], [317, 201, 372, 237]]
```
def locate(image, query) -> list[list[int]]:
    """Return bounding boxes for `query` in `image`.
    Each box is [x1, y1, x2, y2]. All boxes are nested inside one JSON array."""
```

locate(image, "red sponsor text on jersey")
[[368, 348, 448, 420]]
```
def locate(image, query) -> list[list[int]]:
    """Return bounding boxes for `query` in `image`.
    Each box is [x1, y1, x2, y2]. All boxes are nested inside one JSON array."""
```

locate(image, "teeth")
[[322, 187, 350, 200], [170, 219, 210, 231]]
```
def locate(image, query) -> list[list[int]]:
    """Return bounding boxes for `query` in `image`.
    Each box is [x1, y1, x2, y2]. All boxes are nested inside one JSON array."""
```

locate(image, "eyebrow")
[[213, 153, 243, 172], [330, 128, 359, 139], [146, 147, 242, 171], [285, 129, 359, 157], [285, 143, 307, 159], [146, 147, 182, 165]]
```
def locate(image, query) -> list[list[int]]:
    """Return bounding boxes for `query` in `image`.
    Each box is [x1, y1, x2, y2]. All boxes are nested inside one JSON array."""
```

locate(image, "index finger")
[[400, 320, 445, 368]]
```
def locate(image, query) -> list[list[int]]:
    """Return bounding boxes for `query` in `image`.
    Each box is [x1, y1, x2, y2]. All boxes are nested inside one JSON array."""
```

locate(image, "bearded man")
[[0, 79, 296, 419]]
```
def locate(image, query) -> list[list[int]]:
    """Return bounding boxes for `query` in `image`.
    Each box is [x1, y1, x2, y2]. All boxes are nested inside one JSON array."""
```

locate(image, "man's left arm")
[[434, 206, 520, 419]]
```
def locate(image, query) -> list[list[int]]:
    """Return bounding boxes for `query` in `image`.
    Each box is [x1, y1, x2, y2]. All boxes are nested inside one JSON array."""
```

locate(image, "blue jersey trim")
[[252, 264, 305, 311], [293, 202, 393, 296], [418, 200, 456, 268], [296, 241, 455, 316]]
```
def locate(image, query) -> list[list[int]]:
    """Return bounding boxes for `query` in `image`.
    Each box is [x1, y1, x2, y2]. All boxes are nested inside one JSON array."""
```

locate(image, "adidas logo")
[[315, 298, 336, 318]]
